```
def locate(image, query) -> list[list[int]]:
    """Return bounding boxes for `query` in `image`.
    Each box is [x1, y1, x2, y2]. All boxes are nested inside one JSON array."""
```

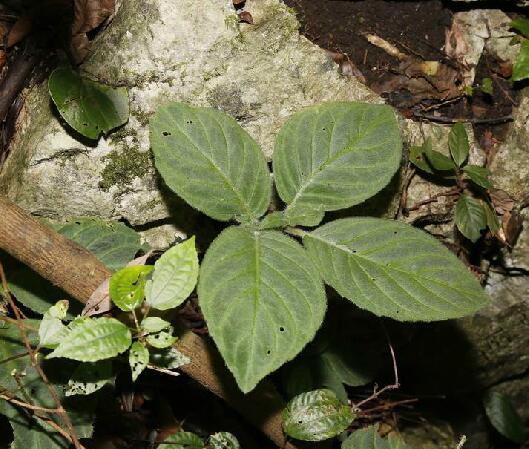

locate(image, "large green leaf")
[[303, 218, 488, 321], [273, 102, 401, 223], [448, 123, 469, 167], [455, 195, 487, 242], [48, 67, 129, 139], [48, 317, 132, 362], [282, 389, 355, 441], [39, 300, 69, 348], [483, 391, 528, 443], [5, 218, 142, 314], [463, 165, 493, 189], [145, 237, 198, 310], [342, 425, 410, 449], [65, 360, 113, 396], [150, 102, 271, 223], [511, 18, 529, 39], [198, 226, 327, 393], [109, 265, 154, 311], [161, 432, 203, 448]]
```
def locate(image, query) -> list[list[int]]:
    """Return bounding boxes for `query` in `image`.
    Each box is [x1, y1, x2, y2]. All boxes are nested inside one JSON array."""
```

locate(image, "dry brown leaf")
[[238, 11, 253, 24], [490, 189, 515, 215], [6, 15, 32, 48], [498, 209, 524, 247]]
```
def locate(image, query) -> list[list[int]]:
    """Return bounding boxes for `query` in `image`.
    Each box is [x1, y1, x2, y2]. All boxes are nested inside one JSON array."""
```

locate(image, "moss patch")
[[99, 147, 152, 192]]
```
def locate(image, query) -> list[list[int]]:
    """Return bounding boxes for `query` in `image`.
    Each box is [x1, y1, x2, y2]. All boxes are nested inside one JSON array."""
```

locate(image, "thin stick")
[[0, 262, 83, 449], [413, 112, 513, 125], [0, 392, 63, 413]]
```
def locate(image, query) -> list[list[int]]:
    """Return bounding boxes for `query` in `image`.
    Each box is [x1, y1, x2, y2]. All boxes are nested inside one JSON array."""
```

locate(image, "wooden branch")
[[0, 195, 298, 449]]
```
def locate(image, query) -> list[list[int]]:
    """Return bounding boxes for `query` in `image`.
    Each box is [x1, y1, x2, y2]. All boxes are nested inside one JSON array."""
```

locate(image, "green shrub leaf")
[[425, 148, 456, 171], [463, 165, 493, 189], [303, 218, 488, 321], [150, 347, 190, 370], [409, 138, 434, 174], [484, 202, 501, 233], [282, 389, 355, 441], [511, 18, 529, 39], [150, 102, 271, 223], [198, 226, 327, 393], [342, 425, 410, 449], [483, 391, 528, 443], [273, 102, 401, 224], [48, 67, 129, 139], [39, 300, 69, 348], [208, 432, 240, 449], [48, 317, 132, 361], [141, 317, 171, 333], [146, 326, 178, 349], [129, 341, 149, 381], [448, 123, 469, 167], [161, 432, 203, 448], [109, 265, 154, 312], [145, 237, 198, 310], [513, 40, 529, 82], [65, 360, 113, 396], [455, 195, 487, 242]]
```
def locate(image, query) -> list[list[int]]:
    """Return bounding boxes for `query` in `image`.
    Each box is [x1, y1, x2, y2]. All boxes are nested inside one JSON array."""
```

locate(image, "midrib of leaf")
[[307, 233, 478, 313], [285, 116, 391, 214], [173, 117, 255, 220]]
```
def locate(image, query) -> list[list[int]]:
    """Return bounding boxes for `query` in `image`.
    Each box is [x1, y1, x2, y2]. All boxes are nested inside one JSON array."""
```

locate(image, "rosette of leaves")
[[150, 101, 489, 395], [409, 123, 500, 242]]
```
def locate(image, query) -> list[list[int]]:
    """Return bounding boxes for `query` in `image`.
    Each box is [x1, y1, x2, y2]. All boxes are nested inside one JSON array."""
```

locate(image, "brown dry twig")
[[0, 261, 84, 449]]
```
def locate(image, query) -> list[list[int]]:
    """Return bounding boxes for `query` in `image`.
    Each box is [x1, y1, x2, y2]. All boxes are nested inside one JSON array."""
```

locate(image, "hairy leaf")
[[282, 389, 355, 441], [39, 300, 69, 348], [512, 18, 529, 39], [65, 360, 113, 396], [199, 226, 327, 393], [342, 425, 410, 449], [109, 265, 153, 311], [145, 237, 198, 310], [129, 341, 149, 381], [208, 432, 240, 449], [273, 102, 401, 224], [455, 195, 487, 242], [161, 431, 203, 448], [150, 102, 271, 223], [448, 123, 469, 167], [141, 316, 171, 333], [48, 317, 132, 361], [513, 40, 529, 82], [146, 326, 178, 349], [483, 391, 528, 443], [304, 218, 488, 321], [463, 165, 493, 189], [49, 67, 129, 139]]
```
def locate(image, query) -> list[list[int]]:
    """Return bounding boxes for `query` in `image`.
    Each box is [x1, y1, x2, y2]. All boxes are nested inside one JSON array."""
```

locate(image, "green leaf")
[[282, 389, 355, 441], [48, 67, 129, 139], [303, 217, 488, 321], [198, 226, 327, 393], [109, 265, 154, 312], [512, 40, 529, 82], [483, 391, 528, 444], [511, 18, 529, 39], [484, 202, 501, 233], [145, 237, 198, 310], [149, 347, 190, 369], [161, 432, 203, 448], [273, 102, 401, 224], [463, 165, 493, 189], [448, 123, 469, 167], [48, 317, 132, 361], [481, 77, 494, 95], [150, 102, 271, 223], [409, 138, 434, 174], [39, 300, 69, 348], [141, 316, 171, 333], [342, 424, 410, 449], [425, 148, 456, 171], [145, 326, 178, 349], [65, 360, 113, 396], [455, 195, 487, 242], [129, 341, 149, 381], [208, 432, 240, 449]]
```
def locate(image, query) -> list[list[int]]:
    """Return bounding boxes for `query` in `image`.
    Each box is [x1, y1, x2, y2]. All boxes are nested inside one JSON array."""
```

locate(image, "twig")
[[0, 262, 83, 449], [405, 187, 461, 213], [413, 112, 513, 125], [146, 364, 182, 377], [0, 392, 63, 413], [353, 323, 400, 412]]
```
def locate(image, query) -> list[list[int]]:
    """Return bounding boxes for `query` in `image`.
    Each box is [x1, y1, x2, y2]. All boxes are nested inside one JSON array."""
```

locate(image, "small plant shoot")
[[150, 101, 489, 394]]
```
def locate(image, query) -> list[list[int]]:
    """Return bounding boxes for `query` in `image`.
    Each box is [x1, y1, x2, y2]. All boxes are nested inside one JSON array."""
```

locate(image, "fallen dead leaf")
[[6, 15, 32, 48], [239, 11, 253, 24]]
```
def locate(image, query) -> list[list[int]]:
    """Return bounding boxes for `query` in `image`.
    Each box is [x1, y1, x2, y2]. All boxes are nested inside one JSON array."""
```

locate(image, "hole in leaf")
[[298, 420, 303, 424], [162, 131, 171, 136], [186, 120, 193, 124], [266, 350, 271, 355], [279, 327, 285, 332], [394, 231, 398, 235]]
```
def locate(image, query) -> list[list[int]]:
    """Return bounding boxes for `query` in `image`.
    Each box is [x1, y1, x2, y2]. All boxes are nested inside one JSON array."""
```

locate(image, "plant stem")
[[284, 226, 307, 238]]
